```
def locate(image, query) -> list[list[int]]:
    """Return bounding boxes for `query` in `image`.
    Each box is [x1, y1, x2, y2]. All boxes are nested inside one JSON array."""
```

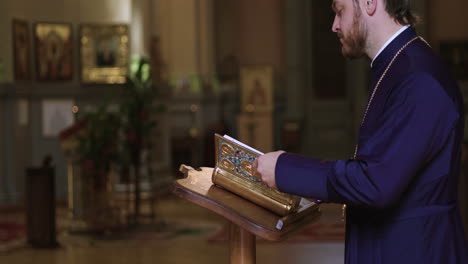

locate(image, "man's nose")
[[332, 15, 339, 33]]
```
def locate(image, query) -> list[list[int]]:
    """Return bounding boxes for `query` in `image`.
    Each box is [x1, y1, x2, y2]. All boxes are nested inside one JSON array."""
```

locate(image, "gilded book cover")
[[212, 133, 302, 216]]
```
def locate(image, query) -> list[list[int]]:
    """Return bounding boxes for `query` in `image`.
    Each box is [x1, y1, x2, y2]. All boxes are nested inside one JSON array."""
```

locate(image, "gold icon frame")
[[79, 24, 129, 84]]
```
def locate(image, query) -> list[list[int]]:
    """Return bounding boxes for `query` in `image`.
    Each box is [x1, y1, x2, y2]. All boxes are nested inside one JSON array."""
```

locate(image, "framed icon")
[[80, 24, 129, 84], [240, 66, 274, 113], [13, 19, 31, 80], [34, 22, 73, 81]]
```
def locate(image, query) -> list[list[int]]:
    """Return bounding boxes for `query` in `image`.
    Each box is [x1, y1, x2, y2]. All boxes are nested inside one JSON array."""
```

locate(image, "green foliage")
[[75, 56, 165, 180], [119, 56, 165, 168], [76, 103, 121, 176]]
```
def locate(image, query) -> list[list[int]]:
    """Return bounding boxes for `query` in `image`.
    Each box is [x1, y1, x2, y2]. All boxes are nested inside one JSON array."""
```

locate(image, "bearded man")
[[253, 0, 468, 263]]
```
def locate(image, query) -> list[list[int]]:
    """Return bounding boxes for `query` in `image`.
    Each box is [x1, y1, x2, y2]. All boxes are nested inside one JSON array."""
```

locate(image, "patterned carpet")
[[0, 222, 26, 254], [0, 205, 67, 254], [0, 199, 345, 255], [0, 217, 343, 255]]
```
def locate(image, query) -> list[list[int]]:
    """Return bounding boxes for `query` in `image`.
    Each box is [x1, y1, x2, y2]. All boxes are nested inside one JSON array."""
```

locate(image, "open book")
[[212, 134, 319, 219]]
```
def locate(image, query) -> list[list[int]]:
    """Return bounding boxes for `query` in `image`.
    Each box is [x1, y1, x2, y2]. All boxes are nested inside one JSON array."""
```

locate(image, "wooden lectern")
[[173, 165, 321, 264]]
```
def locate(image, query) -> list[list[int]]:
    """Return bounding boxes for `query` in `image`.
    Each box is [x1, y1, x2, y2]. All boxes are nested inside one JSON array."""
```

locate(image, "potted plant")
[[119, 56, 165, 222]]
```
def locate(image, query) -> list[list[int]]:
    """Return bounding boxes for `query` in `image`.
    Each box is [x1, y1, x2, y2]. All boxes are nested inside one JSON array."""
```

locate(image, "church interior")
[[0, 0, 467, 263]]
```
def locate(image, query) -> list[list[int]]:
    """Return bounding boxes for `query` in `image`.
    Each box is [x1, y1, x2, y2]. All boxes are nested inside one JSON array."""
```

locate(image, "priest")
[[253, 0, 468, 263]]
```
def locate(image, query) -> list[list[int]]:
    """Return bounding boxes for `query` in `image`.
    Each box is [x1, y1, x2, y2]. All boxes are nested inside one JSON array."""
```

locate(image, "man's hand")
[[252, 150, 285, 189]]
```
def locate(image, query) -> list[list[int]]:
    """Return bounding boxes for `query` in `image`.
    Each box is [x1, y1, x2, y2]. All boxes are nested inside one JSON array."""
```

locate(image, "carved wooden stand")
[[173, 165, 321, 264]]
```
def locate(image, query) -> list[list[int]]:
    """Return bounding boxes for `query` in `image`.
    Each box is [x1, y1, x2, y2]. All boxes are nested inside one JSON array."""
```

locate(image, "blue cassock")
[[276, 27, 468, 263]]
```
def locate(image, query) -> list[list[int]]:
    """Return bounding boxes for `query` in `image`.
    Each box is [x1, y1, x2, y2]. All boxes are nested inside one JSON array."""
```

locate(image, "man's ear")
[[365, 0, 377, 16]]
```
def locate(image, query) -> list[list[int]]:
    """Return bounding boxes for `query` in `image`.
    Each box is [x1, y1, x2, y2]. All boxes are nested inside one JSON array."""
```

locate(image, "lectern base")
[[230, 223, 256, 264]]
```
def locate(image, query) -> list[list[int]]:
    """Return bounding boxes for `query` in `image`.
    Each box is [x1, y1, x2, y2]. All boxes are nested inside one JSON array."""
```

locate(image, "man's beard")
[[339, 10, 367, 59]]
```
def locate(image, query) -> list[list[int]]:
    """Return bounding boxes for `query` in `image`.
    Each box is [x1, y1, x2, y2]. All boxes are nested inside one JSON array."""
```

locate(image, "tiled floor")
[[0, 196, 345, 264]]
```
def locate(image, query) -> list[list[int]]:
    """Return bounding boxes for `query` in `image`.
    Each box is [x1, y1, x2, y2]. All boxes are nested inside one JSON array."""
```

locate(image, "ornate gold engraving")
[[212, 134, 301, 215], [221, 144, 235, 156], [241, 160, 255, 177], [221, 158, 235, 171]]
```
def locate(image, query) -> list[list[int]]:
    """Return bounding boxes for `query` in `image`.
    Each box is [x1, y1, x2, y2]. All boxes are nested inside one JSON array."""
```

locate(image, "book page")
[[223, 135, 264, 155]]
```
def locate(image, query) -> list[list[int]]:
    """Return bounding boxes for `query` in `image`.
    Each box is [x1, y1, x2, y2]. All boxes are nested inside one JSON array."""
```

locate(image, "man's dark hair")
[[352, 0, 419, 26], [384, 0, 419, 26]]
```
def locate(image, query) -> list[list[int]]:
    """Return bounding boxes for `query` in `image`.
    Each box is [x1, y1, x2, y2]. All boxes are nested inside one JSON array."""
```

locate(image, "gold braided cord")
[[352, 36, 424, 159], [345, 36, 429, 219]]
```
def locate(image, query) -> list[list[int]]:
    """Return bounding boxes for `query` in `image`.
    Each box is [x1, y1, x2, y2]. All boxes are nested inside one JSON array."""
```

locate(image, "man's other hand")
[[252, 150, 285, 189]]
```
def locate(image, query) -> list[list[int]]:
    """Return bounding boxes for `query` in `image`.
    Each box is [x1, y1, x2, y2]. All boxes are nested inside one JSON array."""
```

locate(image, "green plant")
[[76, 103, 121, 190], [119, 56, 165, 218], [119, 57, 160, 168], [72, 56, 164, 202]]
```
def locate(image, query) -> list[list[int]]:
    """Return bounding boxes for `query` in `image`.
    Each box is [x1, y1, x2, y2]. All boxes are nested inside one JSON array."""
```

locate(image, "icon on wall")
[[13, 19, 32, 81], [240, 66, 274, 113], [80, 24, 129, 84], [34, 22, 73, 81]]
